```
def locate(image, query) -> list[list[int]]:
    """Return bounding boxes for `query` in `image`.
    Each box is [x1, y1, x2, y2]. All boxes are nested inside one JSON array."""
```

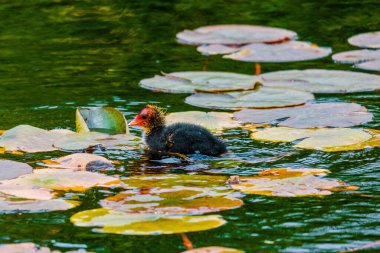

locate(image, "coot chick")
[[129, 105, 227, 156]]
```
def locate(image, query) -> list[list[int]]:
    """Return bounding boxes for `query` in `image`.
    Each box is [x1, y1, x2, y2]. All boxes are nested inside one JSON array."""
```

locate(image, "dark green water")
[[0, 0, 379, 252]]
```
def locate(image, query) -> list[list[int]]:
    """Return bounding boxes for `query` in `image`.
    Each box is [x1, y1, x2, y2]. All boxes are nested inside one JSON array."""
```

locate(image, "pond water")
[[0, 0, 379, 252]]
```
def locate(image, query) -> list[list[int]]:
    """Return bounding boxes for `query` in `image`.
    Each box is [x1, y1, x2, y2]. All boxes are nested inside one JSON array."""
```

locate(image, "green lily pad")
[[348, 31, 380, 48], [76, 107, 129, 134], [185, 88, 314, 110], [233, 102, 372, 128], [229, 168, 358, 197], [70, 208, 226, 235], [223, 41, 331, 62], [0, 168, 119, 199], [260, 69, 380, 93], [332, 49, 380, 71], [251, 127, 375, 151], [43, 153, 114, 170], [0, 242, 94, 253], [182, 246, 244, 253], [0, 160, 33, 180], [177, 24, 297, 45], [166, 111, 241, 131], [140, 72, 261, 93]]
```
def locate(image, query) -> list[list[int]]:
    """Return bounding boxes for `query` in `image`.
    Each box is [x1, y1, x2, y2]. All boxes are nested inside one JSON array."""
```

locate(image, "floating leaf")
[[332, 49, 380, 71], [0, 160, 33, 180], [53, 132, 141, 151], [229, 168, 358, 197], [185, 88, 314, 110], [0, 242, 93, 253], [166, 111, 241, 131], [223, 41, 331, 62], [71, 208, 226, 235], [176, 24, 297, 45], [0, 125, 74, 153], [0, 196, 79, 213], [140, 72, 261, 93], [260, 69, 380, 93], [43, 153, 114, 170], [251, 127, 375, 151], [182, 246, 244, 253], [323, 129, 380, 152], [348, 31, 380, 48], [234, 103, 372, 128], [197, 44, 241, 55], [76, 107, 129, 134], [0, 168, 119, 199]]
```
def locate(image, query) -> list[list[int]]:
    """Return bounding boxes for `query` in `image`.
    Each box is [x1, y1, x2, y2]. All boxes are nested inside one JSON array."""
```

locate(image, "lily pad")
[[348, 31, 380, 48], [76, 107, 129, 134], [323, 129, 380, 152], [0, 125, 74, 153], [0, 160, 33, 180], [197, 44, 241, 55], [332, 49, 380, 71], [53, 132, 141, 151], [251, 127, 375, 151], [0, 196, 79, 213], [166, 111, 241, 131], [260, 69, 380, 93], [0, 243, 93, 253], [223, 41, 331, 62], [229, 168, 358, 197], [0, 168, 119, 199], [233, 102, 373, 128], [182, 246, 244, 253], [140, 72, 261, 93], [70, 208, 226, 235], [185, 87, 314, 110], [43, 153, 114, 170], [177, 24, 297, 45]]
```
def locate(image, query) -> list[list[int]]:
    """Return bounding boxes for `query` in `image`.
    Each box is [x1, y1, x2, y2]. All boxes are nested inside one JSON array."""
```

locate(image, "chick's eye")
[[141, 114, 147, 120]]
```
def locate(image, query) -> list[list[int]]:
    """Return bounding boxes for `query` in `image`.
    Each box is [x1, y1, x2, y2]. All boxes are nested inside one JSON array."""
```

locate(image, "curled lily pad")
[[76, 107, 129, 134], [185, 87, 314, 110], [0, 168, 119, 199], [182, 246, 244, 253], [332, 49, 380, 71], [0, 243, 93, 253], [177, 24, 297, 45], [140, 72, 261, 93], [70, 208, 226, 235], [53, 132, 141, 151], [0, 160, 33, 180], [348, 31, 380, 48], [260, 69, 380, 93], [166, 111, 241, 131], [223, 41, 331, 62], [229, 168, 358, 197], [43, 153, 113, 170], [233, 102, 373, 128], [251, 127, 374, 151], [0, 125, 74, 153]]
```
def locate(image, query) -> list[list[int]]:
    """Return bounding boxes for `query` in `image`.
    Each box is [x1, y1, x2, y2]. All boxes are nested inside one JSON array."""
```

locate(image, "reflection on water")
[[0, 0, 379, 252]]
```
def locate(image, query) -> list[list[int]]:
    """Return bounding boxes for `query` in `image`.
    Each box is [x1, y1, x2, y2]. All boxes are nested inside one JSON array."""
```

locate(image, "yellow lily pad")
[[182, 246, 244, 253], [166, 111, 241, 131], [251, 127, 375, 151], [70, 208, 226, 235], [43, 153, 114, 170], [0, 160, 33, 180], [185, 88, 314, 110], [323, 129, 380, 152], [76, 107, 129, 134], [229, 168, 358, 197]]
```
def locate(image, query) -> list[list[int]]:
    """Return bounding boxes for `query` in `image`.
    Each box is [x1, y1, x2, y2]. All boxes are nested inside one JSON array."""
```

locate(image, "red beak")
[[128, 115, 142, 127]]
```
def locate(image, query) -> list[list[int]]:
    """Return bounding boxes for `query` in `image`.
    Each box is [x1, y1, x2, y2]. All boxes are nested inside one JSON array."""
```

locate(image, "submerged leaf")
[[251, 127, 375, 151], [348, 31, 380, 48], [140, 72, 261, 93], [260, 69, 380, 93], [229, 168, 357, 197], [43, 153, 113, 170], [332, 49, 380, 71], [182, 246, 244, 253], [166, 111, 241, 131], [0, 160, 33, 180], [185, 88, 314, 110], [76, 107, 129, 134], [223, 41, 331, 62], [71, 208, 226, 235], [233, 102, 372, 128], [177, 24, 296, 45]]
